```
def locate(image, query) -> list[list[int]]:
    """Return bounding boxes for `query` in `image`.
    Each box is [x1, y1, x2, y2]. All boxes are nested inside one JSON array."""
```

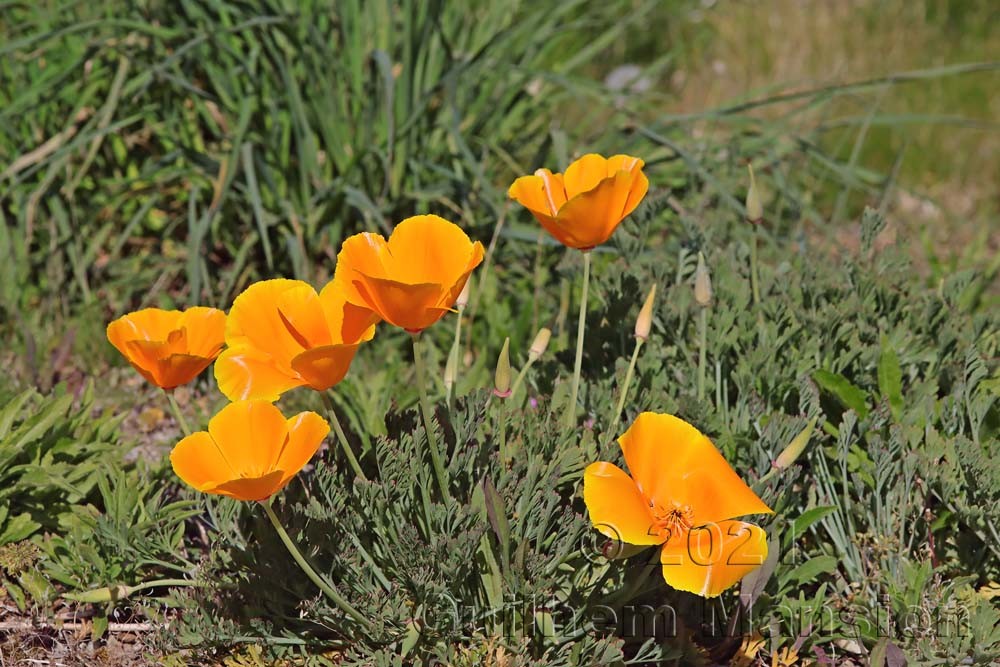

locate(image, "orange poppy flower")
[[508, 153, 648, 250], [107, 307, 226, 390], [170, 400, 328, 502], [332, 215, 485, 333], [584, 412, 772, 598], [214, 279, 376, 402]]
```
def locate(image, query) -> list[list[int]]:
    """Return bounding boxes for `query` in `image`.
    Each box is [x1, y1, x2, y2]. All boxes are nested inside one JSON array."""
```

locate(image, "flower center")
[[650, 501, 694, 543]]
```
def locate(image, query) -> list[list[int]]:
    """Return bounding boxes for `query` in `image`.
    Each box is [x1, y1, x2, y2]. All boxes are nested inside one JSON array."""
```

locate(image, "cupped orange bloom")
[[107, 307, 226, 390], [333, 215, 484, 333], [584, 413, 772, 598], [508, 153, 648, 250], [170, 400, 328, 502], [214, 279, 376, 402]]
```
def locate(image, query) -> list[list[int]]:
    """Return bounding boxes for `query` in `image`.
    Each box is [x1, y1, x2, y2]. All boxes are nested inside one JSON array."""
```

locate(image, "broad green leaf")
[[813, 369, 870, 419]]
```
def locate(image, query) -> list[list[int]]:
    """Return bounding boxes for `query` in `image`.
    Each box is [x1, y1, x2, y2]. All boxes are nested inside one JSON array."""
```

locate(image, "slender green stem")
[[321, 393, 366, 481], [749, 226, 761, 305], [496, 398, 508, 463], [697, 307, 708, 401], [411, 334, 451, 501], [611, 339, 644, 429], [261, 500, 372, 631], [566, 251, 591, 428], [510, 359, 535, 400], [446, 307, 464, 407], [165, 390, 191, 437]]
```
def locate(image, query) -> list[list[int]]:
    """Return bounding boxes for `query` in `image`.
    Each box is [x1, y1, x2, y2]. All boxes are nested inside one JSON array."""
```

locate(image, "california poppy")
[[332, 215, 484, 333], [170, 400, 328, 502], [508, 153, 648, 250], [584, 412, 772, 598], [214, 279, 376, 402], [107, 307, 226, 390]]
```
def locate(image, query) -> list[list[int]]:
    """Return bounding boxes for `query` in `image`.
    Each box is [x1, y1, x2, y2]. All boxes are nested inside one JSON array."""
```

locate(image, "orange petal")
[[120, 339, 170, 385], [332, 231, 392, 309], [659, 521, 768, 598], [275, 411, 329, 487], [606, 154, 645, 175], [352, 275, 449, 332], [170, 431, 237, 492], [562, 153, 611, 199], [583, 462, 663, 546], [508, 171, 566, 217], [385, 215, 479, 287], [318, 280, 379, 344], [208, 470, 287, 502], [107, 309, 183, 348], [178, 307, 226, 358], [439, 242, 485, 310], [214, 346, 304, 401], [530, 211, 600, 250], [290, 343, 362, 391], [157, 353, 216, 389], [619, 413, 772, 526], [207, 400, 289, 479], [555, 170, 635, 248], [226, 280, 329, 365]]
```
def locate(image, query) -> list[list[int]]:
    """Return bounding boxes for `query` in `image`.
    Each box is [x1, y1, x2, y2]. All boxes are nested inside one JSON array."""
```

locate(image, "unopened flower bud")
[[774, 417, 816, 469], [635, 284, 657, 341], [745, 163, 763, 225], [529, 327, 551, 360], [456, 279, 472, 309], [493, 337, 512, 398], [694, 252, 712, 307]]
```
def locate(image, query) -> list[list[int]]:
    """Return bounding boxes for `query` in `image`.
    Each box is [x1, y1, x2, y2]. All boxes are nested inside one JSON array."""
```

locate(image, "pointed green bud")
[[493, 337, 512, 398], [635, 284, 657, 341], [529, 327, 551, 361], [694, 252, 712, 307], [774, 417, 817, 469], [63, 583, 132, 604], [746, 163, 763, 225]]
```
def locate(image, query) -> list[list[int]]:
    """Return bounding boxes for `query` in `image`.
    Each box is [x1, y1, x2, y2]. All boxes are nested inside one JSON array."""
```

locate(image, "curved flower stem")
[[697, 307, 708, 401], [411, 334, 451, 502], [321, 392, 366, 481], [565, 250, 591, 428], [261, 499, 372, 632], [610, 338, 644, 429], [165, 390, 191, 437], [749, 226, 761, 306]]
